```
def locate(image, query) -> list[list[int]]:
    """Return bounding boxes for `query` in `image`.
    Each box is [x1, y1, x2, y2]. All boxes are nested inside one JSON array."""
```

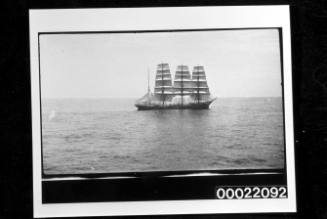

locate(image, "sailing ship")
[[135, 63, 216, 110]]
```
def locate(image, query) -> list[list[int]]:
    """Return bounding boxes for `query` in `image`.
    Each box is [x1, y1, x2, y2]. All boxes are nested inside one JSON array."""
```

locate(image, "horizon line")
[[41, 96, 283, 99]]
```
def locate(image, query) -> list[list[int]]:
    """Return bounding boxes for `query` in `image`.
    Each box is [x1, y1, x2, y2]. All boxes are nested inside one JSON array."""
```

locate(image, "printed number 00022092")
[[216, 186, 287, 199]]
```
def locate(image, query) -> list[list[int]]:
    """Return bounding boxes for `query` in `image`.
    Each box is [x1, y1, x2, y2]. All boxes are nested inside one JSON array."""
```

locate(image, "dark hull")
[[135, 100, 215, 110]]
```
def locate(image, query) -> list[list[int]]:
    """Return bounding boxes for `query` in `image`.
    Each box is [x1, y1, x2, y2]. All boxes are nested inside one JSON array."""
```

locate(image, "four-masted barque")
[[135, 63, 216, 110]]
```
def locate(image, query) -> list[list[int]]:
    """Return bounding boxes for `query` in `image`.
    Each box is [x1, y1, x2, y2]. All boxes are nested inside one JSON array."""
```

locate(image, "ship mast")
[[154, 63, 173, 106], [196, 68, 200, 104], [181, 65, 184, 106], [161, 63, 165, 105], [147, 68, 150, 94], [192, 65, 210, 104], [174, 65, 191, 107]]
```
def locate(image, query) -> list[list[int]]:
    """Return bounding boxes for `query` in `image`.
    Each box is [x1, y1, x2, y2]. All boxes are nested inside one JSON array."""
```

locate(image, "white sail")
[[154, 63, 174, 104], [135, 63, 216, 110], [192, 66, 211, 102]]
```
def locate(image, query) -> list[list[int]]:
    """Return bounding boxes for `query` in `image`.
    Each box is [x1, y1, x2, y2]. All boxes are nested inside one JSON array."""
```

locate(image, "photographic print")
[[40, 29, 284, 174], [30, 6, 296, 217]]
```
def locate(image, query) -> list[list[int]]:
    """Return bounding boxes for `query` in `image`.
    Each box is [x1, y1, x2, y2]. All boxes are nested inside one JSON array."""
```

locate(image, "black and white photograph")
[[29, 6, 296, 217], [40, 29, 284, 174]]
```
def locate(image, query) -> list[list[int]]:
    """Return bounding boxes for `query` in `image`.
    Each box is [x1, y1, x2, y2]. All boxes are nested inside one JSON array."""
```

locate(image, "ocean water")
[[41, 97, 285, 174]]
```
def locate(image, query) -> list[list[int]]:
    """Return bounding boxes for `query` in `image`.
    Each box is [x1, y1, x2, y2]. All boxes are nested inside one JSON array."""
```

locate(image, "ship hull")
[[135, 99, 215, 110]]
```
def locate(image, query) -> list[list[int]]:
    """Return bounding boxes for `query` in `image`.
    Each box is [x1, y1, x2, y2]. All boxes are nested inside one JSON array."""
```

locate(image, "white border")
[[29, 6, 296, 218]]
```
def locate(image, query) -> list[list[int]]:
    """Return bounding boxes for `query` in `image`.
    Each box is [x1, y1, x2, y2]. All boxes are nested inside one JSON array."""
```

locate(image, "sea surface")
[[41, 97, 285, 174]]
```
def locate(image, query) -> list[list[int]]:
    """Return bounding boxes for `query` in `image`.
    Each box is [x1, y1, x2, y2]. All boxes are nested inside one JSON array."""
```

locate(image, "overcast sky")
[[40, 29, 282, 98]]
